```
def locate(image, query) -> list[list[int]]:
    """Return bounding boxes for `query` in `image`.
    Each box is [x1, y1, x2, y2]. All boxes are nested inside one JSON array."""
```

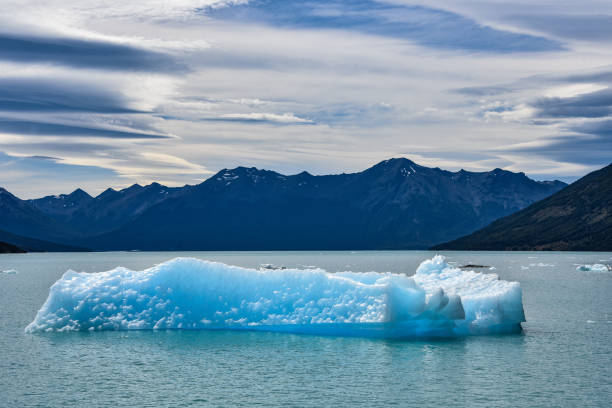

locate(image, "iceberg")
[[576, 264, 610, 272], [25, 255, 525, 337]]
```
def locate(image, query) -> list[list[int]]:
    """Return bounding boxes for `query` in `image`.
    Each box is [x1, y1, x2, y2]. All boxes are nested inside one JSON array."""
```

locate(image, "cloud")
[[560, 70, 612, 84], [210, 112, 313, 124], [1, 141, 119, 154], [203, 0, 563, 52], [140, 152, 211, 173], [0, 119, 171, 139], [505, 14, 612, 41], [0, 78, 144, 113], [1, 0, 248, 24], [533, 88, 612, 118], [452, 86, 515, 96], [505, 133, 611, 166], [570, 119, 612, 137], [1, 0, 610, 197], [0, 34, 184, 72], [0, 151, 119, 198]]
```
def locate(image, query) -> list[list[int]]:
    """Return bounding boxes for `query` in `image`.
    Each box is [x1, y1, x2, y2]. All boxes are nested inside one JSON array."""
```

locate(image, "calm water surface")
[[1, 251, 611, 407]]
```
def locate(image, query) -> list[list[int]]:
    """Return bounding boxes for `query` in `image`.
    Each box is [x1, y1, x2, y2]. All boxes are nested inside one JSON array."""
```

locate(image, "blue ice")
[[26, 256, 525, 337]]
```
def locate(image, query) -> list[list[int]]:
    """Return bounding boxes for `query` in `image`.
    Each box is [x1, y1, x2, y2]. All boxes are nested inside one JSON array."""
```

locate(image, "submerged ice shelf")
[[26, 256, 525, 337]]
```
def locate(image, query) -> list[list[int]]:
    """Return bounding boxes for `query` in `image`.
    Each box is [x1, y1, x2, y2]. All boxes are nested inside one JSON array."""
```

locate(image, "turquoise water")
[[1, 251, 611, 407]]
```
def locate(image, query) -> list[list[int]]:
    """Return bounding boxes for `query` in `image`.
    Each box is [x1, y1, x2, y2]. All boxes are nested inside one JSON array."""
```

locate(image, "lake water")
[[1, 251, 611, 407]]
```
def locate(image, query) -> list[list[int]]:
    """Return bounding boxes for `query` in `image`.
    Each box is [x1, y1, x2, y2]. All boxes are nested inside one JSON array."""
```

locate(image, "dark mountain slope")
[[433, 163, 612, 251], [0, 187, 78, 242], [88, 158, 566, 250], [0, 228, 87, 252], [0, 240, 25, 253]]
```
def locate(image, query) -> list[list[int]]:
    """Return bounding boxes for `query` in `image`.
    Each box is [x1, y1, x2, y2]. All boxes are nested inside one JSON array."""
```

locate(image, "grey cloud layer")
[[571, 120, 612, 137], [534, 89, 612, 119], [509, 134, 610, 165], [0, 119, 170, 139], [0, 78, 144, 113], [1, 0, 611, 197], [506, 14, 612, 41], [0, 34, 184, 72]]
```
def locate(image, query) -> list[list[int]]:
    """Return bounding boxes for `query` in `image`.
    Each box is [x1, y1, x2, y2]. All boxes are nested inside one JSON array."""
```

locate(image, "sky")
[[0, 0, 611, 198]]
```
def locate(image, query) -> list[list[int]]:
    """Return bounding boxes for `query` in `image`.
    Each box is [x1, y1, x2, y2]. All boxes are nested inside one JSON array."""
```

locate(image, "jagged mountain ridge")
[[28, 188, 93, 219], [30, 182, 189, 236], [85, 158, 566, 250]]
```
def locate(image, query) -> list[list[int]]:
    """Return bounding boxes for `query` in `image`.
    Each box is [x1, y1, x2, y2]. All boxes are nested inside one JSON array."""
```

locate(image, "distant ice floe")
[[26, 256, 525, 338], [2, 269, 18, 275], [576, 264, 611, 273], [521, 263, 556, 270]]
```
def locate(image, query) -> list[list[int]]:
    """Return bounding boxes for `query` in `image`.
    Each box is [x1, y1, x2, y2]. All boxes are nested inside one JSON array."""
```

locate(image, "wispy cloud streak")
[[0, 34, 184, 72]]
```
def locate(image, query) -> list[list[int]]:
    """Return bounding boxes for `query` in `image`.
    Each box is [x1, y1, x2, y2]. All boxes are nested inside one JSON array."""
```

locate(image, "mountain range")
[[0, 158, 567, 251], [433, 163, 612, 251], [29, 183, 187, 236]]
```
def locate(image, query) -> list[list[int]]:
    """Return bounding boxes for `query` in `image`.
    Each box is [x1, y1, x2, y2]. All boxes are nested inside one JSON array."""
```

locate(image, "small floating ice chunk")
[[258, 264, 286, 270], [26, 256, 525, 337], [576, 264, 610, 272]]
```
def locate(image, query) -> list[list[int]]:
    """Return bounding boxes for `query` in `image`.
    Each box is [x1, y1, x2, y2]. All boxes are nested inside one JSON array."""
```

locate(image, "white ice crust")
[[26, 255, 525, 337]]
